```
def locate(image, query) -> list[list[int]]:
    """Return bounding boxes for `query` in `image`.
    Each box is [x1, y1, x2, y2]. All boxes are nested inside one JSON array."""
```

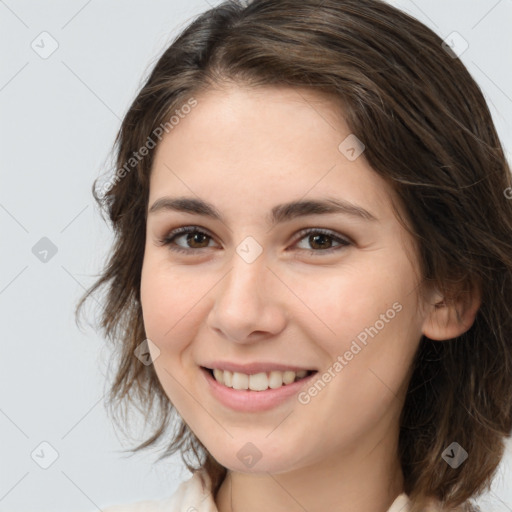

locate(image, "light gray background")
[[1, 1, 511, 511]]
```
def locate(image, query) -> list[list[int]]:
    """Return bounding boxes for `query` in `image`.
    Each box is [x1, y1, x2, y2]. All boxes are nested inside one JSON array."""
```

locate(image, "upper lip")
[[201, 361, 317, 375]]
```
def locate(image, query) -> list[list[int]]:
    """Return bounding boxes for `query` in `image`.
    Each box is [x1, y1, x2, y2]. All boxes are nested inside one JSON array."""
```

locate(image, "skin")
[[140, 84, 480, 512]]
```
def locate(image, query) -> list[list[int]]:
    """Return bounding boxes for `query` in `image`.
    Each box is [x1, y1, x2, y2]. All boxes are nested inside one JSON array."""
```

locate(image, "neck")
[[215, 434, 404, 512]]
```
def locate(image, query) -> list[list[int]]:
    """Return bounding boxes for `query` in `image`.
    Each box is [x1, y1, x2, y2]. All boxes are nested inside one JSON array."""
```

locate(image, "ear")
[[421, 279, 482, 341]]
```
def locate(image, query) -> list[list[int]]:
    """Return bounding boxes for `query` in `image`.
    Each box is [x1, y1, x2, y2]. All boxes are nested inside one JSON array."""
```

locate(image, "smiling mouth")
[[201, 366, 317, 392]]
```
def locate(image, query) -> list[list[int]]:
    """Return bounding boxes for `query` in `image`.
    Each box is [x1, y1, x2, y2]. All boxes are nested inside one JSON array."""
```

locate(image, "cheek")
[[292, 254, 422, 387], [288, 260, 411, 339], [140, 261, 206, 415], [140, 258, 212, 356], [141, 257, 180, 346], [323, 278, 421, 403]]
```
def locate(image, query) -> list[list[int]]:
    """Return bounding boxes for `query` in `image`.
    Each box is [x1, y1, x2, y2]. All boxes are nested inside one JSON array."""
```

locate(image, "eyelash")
[[156, 225, 352, 256]]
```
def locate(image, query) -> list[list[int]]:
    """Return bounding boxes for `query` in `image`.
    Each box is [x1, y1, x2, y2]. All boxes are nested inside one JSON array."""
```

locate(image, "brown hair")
[[76, 0, 512, 510]]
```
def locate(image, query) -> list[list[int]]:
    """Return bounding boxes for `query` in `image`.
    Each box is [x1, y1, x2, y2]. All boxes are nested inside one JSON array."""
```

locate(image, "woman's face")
[[140, 85, 433, 474]]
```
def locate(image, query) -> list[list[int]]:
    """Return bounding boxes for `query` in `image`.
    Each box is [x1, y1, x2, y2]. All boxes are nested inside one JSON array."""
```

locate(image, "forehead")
[[148, 85, 397, 223]]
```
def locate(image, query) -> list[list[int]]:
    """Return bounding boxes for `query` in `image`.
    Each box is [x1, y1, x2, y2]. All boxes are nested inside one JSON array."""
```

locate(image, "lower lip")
[[200, 367, 317, 412]]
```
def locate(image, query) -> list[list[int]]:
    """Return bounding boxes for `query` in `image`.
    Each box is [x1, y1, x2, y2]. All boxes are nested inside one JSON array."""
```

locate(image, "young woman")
[[76, 0, 512, 511]]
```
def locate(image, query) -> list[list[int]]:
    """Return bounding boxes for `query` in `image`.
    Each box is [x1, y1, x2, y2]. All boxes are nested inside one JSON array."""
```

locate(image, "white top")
[[99, 470, 413, 512]]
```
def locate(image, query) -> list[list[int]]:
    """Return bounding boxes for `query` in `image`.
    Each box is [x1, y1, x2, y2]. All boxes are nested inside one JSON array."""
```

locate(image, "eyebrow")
[[148, 196, 378, 225]]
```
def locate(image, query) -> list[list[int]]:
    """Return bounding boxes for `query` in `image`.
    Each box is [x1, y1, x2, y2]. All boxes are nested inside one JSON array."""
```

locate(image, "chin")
[[208, 442, 306, 475]]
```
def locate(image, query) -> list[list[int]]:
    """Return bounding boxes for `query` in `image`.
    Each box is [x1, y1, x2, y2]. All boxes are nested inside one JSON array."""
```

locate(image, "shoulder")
[[99, 470, 216, 512], [388, 493, 411, 512], [388, 492, 468, 512]]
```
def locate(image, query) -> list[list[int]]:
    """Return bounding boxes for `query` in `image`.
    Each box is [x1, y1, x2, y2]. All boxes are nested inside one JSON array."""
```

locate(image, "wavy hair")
[[76, 1, 512, 510]]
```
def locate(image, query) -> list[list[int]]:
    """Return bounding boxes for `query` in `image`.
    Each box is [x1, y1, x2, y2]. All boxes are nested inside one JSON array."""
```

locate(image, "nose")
[[207, 252, 287, 344]]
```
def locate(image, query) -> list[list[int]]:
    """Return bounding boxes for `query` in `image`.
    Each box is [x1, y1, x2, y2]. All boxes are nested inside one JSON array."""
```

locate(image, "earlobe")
[[421, 282, 482, 341]]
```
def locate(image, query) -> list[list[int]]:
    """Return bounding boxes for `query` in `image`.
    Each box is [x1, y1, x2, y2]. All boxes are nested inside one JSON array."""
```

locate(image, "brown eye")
[[158, 226, 216, 254], [307, 233, 334, 250], [293, 229, 351, 254], [157, 226, 351, 256], [183, 231, 211, 249]]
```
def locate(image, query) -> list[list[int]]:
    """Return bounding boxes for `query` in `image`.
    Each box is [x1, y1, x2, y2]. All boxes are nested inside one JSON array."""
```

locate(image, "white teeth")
[[232, 372, 249, 390], [249, 372, 268, 391], [213, 368, 224, 384], [210, 368, 311, 391], [282, 370, 296, 385], [268, 371, 283, 389], [223, 370, 233, 387]]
